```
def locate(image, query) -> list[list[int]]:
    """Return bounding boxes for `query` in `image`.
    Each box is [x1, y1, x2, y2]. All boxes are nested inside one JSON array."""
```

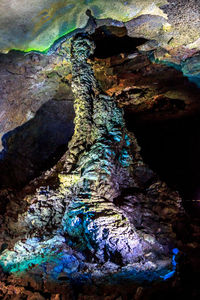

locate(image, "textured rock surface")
[[60, 35, 182, 265], [0, 36, 183, 299], [0, 43, 75, 187], [0, 47, 73, 150], [0, 0, 167, 53], [1, 0, 200, 63], [0, 99, 74, 188], [2, 28, 200, 191], [90, 36, 200, 122]]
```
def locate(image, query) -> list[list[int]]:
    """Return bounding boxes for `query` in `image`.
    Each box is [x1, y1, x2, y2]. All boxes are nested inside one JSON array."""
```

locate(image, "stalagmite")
[[60, 35, 181, 265]]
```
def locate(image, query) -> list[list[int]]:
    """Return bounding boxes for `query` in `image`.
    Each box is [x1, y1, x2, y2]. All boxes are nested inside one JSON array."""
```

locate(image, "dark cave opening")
[[125, 112, 200, 216], [91, 26, 147, 58], [0, 100, 75, 189]]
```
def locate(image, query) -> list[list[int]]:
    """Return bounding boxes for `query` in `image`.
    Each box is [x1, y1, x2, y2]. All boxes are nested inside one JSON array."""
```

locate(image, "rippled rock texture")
[[0, 35, 184, 299]]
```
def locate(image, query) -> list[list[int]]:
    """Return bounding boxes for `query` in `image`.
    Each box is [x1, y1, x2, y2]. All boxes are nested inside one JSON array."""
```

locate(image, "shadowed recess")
[[0, 100, 75, 188], [91, 26, 148, 58], [125, 112, 200, 216]]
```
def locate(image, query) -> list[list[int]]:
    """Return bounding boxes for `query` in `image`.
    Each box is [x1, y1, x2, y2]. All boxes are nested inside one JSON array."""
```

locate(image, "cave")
[[0, 1, 200, 300]]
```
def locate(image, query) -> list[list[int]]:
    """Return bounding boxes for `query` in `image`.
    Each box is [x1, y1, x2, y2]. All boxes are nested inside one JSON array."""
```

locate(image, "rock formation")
[[0, 36, 183, 299]]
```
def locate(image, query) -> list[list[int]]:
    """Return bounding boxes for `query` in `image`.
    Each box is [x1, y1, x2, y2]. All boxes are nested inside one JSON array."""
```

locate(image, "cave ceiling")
[[0, 0, 200, 57]]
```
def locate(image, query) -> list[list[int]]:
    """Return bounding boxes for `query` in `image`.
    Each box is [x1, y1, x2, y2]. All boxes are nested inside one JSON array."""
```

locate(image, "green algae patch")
[[5, 27, 77, 54]]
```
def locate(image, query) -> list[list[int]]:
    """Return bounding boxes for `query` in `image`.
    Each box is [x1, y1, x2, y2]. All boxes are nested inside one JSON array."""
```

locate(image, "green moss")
[[9, 27, 77, 54]]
